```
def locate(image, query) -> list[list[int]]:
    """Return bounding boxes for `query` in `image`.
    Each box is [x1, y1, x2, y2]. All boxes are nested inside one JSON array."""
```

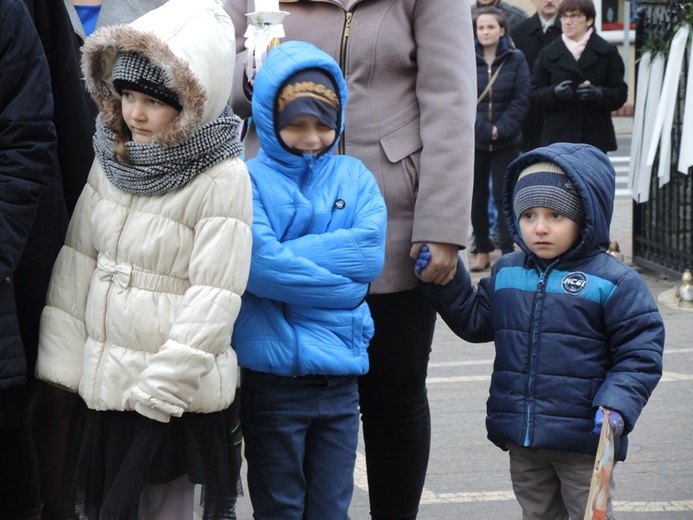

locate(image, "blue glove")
[[592, 408, 624, 438], [415, 245, 430, 275], [576, 83, 603, 101]]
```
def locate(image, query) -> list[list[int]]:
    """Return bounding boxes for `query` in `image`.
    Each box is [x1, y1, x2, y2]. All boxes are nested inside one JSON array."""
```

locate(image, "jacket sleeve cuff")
[[134, 401, 172, 423]]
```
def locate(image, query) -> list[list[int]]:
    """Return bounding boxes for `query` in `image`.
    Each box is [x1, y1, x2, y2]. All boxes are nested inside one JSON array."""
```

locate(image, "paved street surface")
[[227, 117, 693, 519]]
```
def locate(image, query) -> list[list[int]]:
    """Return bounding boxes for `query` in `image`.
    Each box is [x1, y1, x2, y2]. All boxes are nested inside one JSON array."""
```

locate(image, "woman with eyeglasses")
[[529, 0, 627, 153]]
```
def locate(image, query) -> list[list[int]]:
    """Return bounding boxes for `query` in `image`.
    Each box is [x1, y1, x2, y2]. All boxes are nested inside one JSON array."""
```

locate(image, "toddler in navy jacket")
[[418, 143, 663, 519]]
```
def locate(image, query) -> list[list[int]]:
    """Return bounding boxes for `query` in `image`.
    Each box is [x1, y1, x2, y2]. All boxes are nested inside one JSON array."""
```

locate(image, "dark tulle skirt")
[[63, 398, 242, 520]]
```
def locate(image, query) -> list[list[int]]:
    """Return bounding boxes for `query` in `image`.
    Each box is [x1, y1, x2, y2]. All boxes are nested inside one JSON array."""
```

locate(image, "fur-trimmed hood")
[[81, 0, 236, 147]]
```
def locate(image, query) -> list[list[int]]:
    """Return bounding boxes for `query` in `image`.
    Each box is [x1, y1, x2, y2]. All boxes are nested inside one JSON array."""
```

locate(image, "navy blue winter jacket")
[[475, 35, 530, 151], [0, 0, 57, 392], [422, 143, 664, 461]]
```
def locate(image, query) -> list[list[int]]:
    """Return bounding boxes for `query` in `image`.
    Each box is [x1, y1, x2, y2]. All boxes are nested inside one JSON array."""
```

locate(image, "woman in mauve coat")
[[530, 0, 627, 153], [224, 1, 476, 518]]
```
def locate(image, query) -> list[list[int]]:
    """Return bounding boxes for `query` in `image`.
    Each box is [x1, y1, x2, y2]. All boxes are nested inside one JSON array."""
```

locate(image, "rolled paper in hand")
[[244, 2, 288, 80]]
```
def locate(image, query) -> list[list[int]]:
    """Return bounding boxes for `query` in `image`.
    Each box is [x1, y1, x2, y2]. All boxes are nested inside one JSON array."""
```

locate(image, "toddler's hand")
[[415, 245, 431, 275], [592, 408, 624, 438]]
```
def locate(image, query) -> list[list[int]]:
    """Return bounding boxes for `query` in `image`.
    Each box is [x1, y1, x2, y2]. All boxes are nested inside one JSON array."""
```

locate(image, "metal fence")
[[632, 0, 693, 279]]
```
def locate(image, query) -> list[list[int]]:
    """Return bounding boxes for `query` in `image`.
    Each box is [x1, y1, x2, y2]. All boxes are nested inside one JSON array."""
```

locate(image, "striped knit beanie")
[[112, 52, 182, 112], [513, 162, 586, 227]]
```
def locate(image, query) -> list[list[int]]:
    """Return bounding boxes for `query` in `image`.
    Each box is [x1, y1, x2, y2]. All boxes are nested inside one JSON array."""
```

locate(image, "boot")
[[470, 252, 491, 272]]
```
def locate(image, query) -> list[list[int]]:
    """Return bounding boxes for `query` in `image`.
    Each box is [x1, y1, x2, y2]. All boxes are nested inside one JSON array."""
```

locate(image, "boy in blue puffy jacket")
[[231, 41, 387, 518], [417, 143, 663, 520]]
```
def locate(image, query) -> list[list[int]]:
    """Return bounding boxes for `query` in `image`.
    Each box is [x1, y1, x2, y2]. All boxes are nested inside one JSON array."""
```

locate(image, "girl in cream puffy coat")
[[35, 0, 252, 517]]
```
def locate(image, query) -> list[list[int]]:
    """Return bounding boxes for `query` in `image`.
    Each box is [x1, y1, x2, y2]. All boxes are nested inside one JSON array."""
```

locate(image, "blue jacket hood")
[[251, 41, 348, 173], [503, 143, 616, 262]]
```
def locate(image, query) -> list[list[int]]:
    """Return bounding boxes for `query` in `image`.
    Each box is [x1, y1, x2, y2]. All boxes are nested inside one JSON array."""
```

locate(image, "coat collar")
[[543, 32, 609, 73]]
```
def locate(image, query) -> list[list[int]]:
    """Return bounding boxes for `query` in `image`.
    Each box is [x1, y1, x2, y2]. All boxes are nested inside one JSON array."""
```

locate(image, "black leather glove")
[[553, 79, 574, 100], [576, 83, 603, 101]]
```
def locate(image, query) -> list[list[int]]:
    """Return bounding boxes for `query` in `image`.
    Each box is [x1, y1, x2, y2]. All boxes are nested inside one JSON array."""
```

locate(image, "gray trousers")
[[506, 443, 616, 520]]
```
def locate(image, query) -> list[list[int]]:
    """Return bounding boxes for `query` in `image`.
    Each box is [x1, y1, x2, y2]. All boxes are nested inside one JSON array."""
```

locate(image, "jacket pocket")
[[378, 103, 423, 200]]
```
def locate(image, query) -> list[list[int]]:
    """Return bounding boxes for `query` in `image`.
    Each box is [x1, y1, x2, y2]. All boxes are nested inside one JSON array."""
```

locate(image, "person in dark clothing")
[[510, 0, 562, 151], [472, 0, 529, 30], [530, 0, 627, 152], [19, 2, 100, 518], [416, 143, 664, 520], [0, 0, 59, 517], [470, 8, 530, 272]]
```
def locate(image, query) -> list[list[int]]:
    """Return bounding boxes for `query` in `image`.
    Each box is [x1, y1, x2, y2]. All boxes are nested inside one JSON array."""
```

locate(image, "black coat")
[[0, 0, 58, 395], [530, 31, 627, 152], [509, 14, 562, 151], [11, 0, 95, 384], [475, 35, 530, 151], [510, 13, 562, 73]]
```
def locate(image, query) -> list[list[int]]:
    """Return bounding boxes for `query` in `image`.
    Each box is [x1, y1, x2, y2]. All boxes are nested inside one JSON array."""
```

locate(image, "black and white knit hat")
[[112, 52, 182, 112], [513, 162, 586, 227], [276, 69, 340, 131]]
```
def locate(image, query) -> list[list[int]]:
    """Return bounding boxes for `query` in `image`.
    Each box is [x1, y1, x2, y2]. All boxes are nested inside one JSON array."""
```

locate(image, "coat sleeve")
[[419, 258, 495, 343], [246, 177, 370, 310], [0, 0, 56, 277], [529, 48, 565, 111], [282, 165, 387, 283], [410, 0, 476, 248], [134, 162, 253, 422], [594, 269, 664, 435], [592, 45, 628, 112]]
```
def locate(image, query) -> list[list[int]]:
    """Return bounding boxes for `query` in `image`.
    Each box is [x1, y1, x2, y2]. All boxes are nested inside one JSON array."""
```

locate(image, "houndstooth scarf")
[[94, 106, 244, 195]]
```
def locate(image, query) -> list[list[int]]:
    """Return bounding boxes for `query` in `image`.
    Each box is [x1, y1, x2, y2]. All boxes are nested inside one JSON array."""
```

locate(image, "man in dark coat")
[[510, 0, 562, 151], [0, 0, 59, 517], [472, 0, 529, 30]]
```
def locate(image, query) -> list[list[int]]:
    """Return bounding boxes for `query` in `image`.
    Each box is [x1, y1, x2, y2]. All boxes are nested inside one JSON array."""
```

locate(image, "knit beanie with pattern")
[[276, 69, 340, 131], [513, 162, 586, 227], [112, 52, 182, 112]]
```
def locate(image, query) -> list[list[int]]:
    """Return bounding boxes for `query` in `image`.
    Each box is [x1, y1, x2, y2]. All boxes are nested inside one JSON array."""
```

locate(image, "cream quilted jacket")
[[36, 0, 252, 423]]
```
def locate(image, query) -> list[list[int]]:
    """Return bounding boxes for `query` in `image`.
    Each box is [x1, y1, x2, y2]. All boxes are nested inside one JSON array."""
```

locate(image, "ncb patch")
[[561, 272, 588, 295]]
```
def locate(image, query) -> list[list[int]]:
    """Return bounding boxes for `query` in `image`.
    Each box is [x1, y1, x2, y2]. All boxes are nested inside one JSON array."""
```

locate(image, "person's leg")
[[507, 443, 569, 520], [0, 387, 42, 519], [553, 451, 616, 520], [304, 376, 359, 520], [139, 474, 195, 520], [488, 177, 499, 239], [240, 370, 312, 520], [490, 146, 520, 255], [471, 150, 493, 254], [359, 289, 436, 520], [29, 381, 76, 520]]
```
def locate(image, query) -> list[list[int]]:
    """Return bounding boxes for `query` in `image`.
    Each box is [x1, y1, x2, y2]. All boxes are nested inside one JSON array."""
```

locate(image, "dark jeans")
[[359, 289, 436, 519], [241, 370, 359, 520], [472, 146, 520, 255]]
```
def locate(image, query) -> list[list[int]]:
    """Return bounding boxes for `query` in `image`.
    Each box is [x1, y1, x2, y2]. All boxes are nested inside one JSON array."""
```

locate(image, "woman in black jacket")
[[530, 0, 627, 152], [471, 7, 529, 271]]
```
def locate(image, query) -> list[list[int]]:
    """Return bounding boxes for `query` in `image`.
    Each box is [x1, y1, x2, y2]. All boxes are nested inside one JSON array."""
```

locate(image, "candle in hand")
[[255, 0, 279, 11]]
